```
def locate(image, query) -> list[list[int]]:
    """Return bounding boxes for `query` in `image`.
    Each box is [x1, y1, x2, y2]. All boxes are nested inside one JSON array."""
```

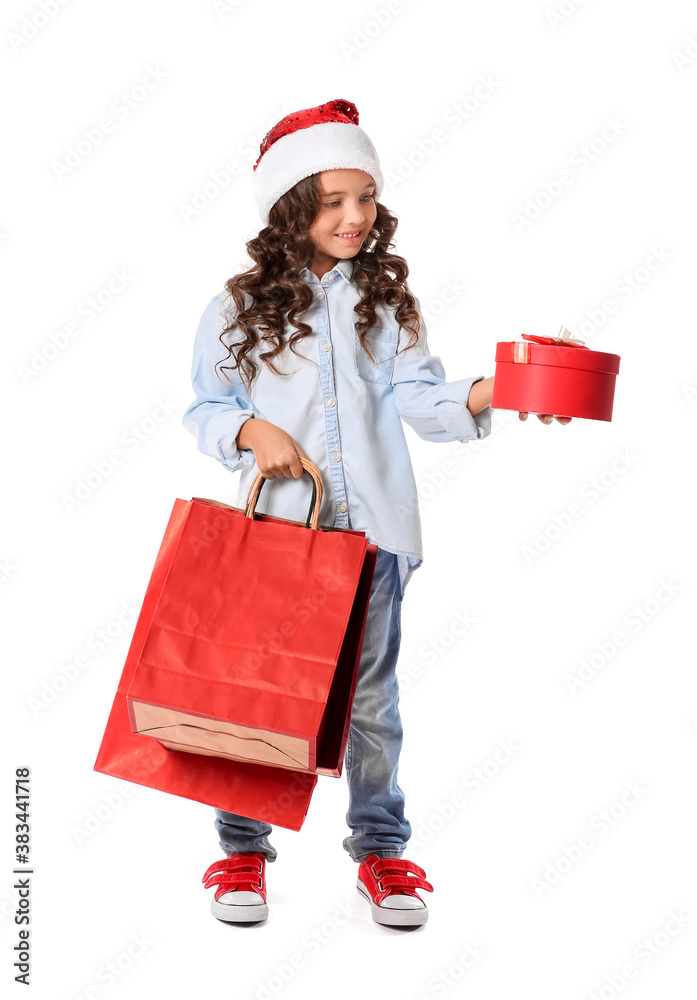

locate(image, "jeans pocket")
[[354, 325, 399, 384]]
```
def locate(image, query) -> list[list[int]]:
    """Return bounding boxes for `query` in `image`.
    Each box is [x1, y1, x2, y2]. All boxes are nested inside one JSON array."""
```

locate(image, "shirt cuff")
[[200, 408, 259, 473], [432, 377, 493, 442]]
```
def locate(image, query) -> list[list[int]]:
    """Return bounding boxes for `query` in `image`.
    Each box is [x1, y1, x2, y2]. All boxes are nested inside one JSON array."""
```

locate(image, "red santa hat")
[[252, 98, 384, 225]]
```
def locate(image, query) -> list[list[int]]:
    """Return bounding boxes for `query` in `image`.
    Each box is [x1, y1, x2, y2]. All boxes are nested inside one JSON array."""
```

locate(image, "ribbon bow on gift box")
[[513, 326, 588, 363]]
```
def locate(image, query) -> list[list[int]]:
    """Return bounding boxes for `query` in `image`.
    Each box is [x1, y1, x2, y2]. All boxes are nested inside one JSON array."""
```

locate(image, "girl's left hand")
[[519, 412, 572, 425]]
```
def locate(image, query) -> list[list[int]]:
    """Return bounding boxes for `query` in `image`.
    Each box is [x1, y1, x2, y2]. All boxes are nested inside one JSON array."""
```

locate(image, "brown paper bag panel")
[[131, 700, 311, 769]]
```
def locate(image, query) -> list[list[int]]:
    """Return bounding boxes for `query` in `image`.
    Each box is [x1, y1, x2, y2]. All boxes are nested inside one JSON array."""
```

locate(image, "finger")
[[519, 411, 528, 421], [538, 414, 553, 424], [260, 463, 284, 480], [555, 416, 572, 424], [289, 453, 305, 479]]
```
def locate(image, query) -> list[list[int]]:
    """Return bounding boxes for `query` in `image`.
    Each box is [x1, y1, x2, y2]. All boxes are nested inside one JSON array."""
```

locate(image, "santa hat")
[[252, 98, 384, 225]]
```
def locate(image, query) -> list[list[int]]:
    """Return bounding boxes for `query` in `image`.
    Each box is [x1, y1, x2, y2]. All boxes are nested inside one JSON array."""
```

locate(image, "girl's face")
[[307, 169, 377, 276]]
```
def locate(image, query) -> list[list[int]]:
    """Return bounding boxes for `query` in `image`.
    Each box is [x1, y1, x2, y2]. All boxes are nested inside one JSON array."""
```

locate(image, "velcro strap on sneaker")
[[377, 874, 433, 895], [201, 854, 263, 883], [204, 871, 266, 903], [371, 857, 427, 879]]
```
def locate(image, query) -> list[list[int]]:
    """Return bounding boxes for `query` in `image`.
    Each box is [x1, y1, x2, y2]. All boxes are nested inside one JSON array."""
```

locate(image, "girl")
[[183, 98, 570, 928]]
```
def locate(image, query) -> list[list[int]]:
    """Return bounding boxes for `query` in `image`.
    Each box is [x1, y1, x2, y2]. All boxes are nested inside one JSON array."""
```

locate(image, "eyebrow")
[[322, 184, 375, 196]]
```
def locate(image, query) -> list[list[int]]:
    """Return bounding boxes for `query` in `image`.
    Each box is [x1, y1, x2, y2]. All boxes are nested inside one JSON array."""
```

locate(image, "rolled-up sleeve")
[[182, 294, 263, 472], [390, 299, 492, 443]]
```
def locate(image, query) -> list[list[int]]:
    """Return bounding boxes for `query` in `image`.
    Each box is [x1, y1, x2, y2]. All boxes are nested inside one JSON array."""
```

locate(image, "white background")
[[2, 0, 696, 997]]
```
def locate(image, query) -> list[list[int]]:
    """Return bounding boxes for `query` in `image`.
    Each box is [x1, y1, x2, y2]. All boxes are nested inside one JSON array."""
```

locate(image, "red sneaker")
[[356, 854, 433, 926], [202, 852, 268, 922]]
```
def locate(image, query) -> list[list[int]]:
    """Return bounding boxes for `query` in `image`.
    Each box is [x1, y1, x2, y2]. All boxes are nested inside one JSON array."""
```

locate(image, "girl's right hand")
[[235, 417, 310, 480]]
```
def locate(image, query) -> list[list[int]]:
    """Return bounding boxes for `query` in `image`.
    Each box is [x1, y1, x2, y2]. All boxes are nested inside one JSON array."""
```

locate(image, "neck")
[[310, 262, 338, 280]]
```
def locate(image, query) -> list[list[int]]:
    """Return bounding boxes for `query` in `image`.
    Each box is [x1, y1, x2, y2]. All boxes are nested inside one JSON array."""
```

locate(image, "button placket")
[[315, 282, 350, 527]]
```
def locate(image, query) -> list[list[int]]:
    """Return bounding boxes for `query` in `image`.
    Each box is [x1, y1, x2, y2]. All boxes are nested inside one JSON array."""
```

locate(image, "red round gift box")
[[491, 337, 621, 421]]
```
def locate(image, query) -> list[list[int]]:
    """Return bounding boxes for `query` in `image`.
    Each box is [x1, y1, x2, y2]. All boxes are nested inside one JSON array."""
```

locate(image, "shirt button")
[[332, 452, 341, 462], [326, 397, 335, 407], [322, 342, 331, 352], [337, 503, 347, 513], [316, 291, 325, 300]]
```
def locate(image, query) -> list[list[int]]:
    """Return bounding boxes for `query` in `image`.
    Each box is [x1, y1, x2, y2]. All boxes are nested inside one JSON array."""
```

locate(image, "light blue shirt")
[[182, 257, 491, 597]]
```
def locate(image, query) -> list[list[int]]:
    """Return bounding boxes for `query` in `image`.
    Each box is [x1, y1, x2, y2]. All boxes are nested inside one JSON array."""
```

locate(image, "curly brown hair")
[[214, 172, 421, 394]]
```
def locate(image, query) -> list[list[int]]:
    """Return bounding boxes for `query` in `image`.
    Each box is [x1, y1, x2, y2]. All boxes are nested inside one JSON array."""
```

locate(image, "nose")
[[343, 206, 366, 228]]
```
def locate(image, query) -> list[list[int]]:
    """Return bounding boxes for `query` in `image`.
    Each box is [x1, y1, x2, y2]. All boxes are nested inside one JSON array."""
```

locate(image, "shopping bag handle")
[[243, 456, 325, 530]]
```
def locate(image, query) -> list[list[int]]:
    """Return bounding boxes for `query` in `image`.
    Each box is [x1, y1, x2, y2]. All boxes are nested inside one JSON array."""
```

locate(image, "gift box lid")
[[495, 335, 621, 375]]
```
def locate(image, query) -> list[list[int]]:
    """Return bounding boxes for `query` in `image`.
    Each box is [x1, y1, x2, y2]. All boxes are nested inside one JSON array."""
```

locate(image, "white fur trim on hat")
[[253, 121, 384, 225]]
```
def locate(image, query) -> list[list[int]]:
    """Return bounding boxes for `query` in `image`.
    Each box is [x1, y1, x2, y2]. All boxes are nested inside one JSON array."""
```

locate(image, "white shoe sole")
[[356, 878, 428, 926], [210, 896, 268, 922]]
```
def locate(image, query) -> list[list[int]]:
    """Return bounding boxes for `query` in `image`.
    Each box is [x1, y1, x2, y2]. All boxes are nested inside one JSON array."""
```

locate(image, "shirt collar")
[[299, 257, 355, 285]]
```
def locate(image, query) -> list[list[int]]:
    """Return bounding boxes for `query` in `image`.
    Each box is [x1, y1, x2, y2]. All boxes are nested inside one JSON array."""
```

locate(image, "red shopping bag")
[[94, 458, 377, 831]]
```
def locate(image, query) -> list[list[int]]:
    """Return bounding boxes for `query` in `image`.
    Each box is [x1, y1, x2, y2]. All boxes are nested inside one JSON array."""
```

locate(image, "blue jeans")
[[213, 546, 412, 864]]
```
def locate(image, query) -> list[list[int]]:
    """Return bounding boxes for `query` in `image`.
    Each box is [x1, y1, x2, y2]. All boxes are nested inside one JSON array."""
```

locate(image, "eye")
[[323, 193, 376, 208]]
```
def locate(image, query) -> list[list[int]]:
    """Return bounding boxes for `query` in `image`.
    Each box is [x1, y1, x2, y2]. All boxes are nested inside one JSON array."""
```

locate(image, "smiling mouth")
[[335, 230, 363, 240]]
